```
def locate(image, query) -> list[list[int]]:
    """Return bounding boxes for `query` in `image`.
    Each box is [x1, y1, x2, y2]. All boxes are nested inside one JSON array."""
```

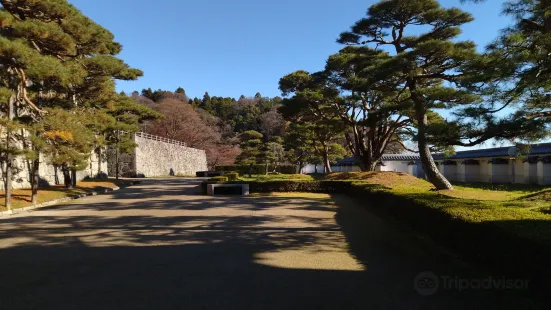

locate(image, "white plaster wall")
[[441, 165, 458, 182], [529, 163, 538, 184], [380, 162, 410, 173], [512, 160, 524, 184], [456, 163, 466, 182], [490, 163, 510, 184], [537, 162, 551, 185], [465, 164, 482, 183], [302, 164, 325, 174]]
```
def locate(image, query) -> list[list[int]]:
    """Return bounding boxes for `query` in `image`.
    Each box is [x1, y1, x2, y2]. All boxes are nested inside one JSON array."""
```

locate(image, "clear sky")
[[69, 0, 510, 100]]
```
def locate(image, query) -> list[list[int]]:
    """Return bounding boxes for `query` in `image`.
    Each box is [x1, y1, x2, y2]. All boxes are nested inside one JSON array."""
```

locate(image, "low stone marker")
[[207, 184, 249, 196]]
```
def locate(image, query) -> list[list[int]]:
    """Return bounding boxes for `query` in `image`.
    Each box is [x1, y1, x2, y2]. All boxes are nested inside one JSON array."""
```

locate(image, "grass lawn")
[[239, 171, 551, 232], [238, 174, 315, 182], [0, 179, 128, 211]]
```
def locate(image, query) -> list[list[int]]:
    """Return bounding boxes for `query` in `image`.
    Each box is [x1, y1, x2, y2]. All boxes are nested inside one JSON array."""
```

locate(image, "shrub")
[[215, 164, 298, 175], [209, 176, 228, 183], [196, 171, 225, 177], [229, 180, 383, 194], [226, 172, 239, 181], [277, 165, 298, 174]]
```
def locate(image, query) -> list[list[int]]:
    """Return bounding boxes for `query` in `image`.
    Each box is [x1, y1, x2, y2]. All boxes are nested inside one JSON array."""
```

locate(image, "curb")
[[0, 181, 141, 217]]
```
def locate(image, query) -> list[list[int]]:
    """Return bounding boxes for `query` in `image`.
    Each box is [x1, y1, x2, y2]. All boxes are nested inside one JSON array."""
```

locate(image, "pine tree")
[[201, 91, 212, 112], [338, 0, 482, 190], [279, 71, 346, 173], [479, 0, 551, 137], [0, 0, 156, 204], [236, 130, 264, 177], [175, 87, 186, 95], [324, 46, 413, 171]]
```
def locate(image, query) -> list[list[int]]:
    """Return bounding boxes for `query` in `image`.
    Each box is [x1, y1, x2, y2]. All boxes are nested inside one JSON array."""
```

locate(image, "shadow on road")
[[0, 179, 542, 309]]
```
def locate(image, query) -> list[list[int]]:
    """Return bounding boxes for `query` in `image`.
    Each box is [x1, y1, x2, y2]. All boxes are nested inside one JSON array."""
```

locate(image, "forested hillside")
[[128, 88, 349, 170]]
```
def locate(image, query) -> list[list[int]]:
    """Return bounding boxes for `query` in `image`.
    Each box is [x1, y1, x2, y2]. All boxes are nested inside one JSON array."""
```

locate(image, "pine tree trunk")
[[360, 155, 377, 172], [54, 165, 60, 185], [97, 147, 102, 178], [115, 145, 120, 180], [323, 152, 332, 174], [71, 168, 77, 188], [31, 157, 39, 205], [62, 164, 73, 189], [4, 95, 15, 213], [415, 102, 453, 190]]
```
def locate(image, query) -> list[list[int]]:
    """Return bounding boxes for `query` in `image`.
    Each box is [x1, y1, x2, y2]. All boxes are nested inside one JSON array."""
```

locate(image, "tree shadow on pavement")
[[0, 180, 545, 309]]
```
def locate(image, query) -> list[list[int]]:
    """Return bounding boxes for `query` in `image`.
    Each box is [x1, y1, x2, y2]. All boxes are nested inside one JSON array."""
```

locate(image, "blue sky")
[[70, 0, 510, 100]]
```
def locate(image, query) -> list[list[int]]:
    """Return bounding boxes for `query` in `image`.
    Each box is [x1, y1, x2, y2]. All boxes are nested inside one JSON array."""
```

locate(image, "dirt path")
[[0, 178, 538, 309]]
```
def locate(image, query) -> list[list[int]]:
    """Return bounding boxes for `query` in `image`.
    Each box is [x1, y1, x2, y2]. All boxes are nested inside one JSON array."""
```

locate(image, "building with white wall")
[[312, 143, 551, 185]]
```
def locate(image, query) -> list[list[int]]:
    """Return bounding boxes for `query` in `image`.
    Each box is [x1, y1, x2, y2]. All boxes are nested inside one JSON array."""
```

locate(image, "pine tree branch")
[[14, 68, 45, 115], [391, 139, 417, 153]]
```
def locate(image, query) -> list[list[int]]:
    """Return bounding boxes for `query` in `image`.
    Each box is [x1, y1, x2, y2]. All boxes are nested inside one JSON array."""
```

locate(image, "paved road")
[[0, 179, 538, 309]]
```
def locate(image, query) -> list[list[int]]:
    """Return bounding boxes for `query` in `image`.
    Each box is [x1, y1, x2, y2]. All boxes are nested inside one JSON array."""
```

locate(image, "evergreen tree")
[[175, 87, 186, 95], [142, 88, 154, 100], [39, 108, 95, 189], [279, 71, 346, 173], [236, 130, 264, 177], [0, 0, 156, 206], [338, 0, 484, 190], [263, 137, 285, 174], [285, 123, 319, 172], [324, 47, 413, 171], [473, 0, 551, 140], [201, 91, 212, 112]]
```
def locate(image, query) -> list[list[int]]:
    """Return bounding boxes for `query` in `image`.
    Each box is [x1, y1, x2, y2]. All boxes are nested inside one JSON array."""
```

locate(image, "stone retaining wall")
[[133, 135, 207, 177], [0, 151, 106, 190]]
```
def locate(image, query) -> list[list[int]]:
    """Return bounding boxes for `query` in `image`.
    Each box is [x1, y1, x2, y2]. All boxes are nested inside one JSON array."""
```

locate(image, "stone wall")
[[0, 151, 107, 190], [133, 134, 207, 177]]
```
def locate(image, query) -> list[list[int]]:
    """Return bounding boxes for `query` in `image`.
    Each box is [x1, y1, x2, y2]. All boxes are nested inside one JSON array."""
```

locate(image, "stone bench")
[[207, 183, 249, 196]]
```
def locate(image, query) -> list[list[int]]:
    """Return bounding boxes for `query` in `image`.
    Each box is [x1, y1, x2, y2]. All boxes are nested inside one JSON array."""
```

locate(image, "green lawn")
[[238, 174, 315, 182], [237, 171, 551, 218]]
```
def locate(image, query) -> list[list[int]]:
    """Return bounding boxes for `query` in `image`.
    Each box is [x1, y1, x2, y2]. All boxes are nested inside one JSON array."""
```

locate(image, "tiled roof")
[[433, 143, 551, 160], [382, 154, 421, 161], [335, 154, 420, 165], [334, 143, 551, 165]]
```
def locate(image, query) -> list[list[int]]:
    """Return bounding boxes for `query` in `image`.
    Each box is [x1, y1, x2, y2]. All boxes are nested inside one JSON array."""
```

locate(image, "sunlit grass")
[[0, 179, 127, 211], [251, 192, 330, 199], [239, 174, 315, 182]]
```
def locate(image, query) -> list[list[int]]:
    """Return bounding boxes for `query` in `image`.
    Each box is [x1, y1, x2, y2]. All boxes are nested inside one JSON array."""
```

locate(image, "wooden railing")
[[135, 132, 187, 147]]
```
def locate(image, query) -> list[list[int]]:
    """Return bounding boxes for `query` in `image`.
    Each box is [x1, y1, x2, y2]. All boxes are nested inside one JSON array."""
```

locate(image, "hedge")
[[226, 172, 239, 181], [215, 164, 297, 175], [227, 180, 382, 194], [196, 171, 225, 177], [229, 180, 551, 294]]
